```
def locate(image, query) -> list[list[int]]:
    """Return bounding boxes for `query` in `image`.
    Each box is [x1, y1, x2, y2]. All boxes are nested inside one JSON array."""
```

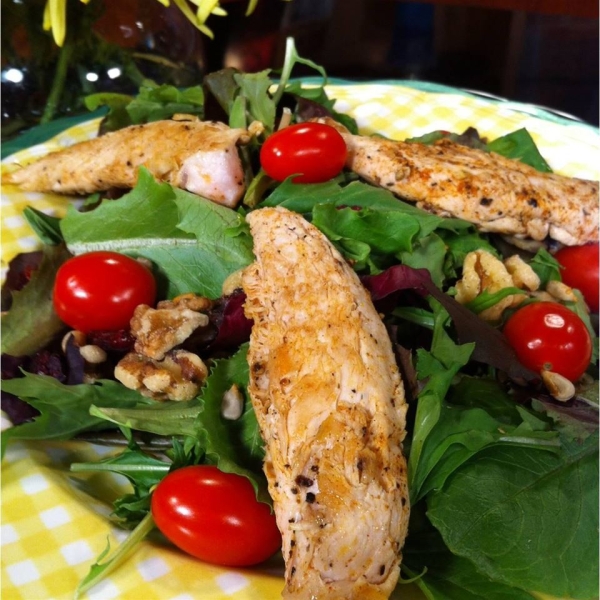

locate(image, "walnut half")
[[455, 250, 541, 322], [115, 349, 208, 402], [131, 294, 212, 360]]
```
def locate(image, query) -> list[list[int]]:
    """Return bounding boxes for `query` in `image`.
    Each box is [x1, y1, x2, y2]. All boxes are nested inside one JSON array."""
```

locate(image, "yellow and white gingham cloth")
[[2, 84, 599, 600]]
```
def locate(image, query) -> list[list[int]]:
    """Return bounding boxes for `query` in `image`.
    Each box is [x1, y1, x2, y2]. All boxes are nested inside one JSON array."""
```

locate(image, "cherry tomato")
[[553, 243, 599, 313], [151, 466, 281, 567], [260, 122, 347, 183], [503, 301, 592, 381], [53, 251, 156, 333]]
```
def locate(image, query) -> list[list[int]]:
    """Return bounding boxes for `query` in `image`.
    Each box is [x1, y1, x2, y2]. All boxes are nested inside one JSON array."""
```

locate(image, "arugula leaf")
[[71, 444, 170, 492], [272, 37, 328, 106], [0, 374, 151, 455], [1, 244, 70, 356], [60, 169, 254, 298], [72, 434, 170, 525], [427, 433, 599, 599], [529, 247, 562, 287], [75, 512, 155, 600], [408, 301, 474, 498], [487, 128, 552, 172], [234, 71, 276, 132], [89, 401, 203, 439], [465, 287, 525, 314], [90, 345, 268, 501]]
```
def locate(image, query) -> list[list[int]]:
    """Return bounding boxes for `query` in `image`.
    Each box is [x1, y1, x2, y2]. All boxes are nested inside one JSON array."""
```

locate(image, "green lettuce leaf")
[[60, 169, 254, 298], [1, 244, 70, 356]]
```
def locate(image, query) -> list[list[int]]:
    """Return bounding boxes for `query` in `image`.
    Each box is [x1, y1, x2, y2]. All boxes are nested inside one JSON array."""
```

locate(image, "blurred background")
[[2, 0, 598, 140]]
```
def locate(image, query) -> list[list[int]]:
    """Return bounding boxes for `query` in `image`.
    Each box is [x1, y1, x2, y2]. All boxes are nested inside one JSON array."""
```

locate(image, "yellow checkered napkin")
[[1, 83, 599, 600], [2, 441, 285, 600]]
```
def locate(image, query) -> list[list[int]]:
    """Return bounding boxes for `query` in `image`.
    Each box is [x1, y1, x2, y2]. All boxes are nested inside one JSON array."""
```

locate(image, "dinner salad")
[[2, 39, 598, 599]]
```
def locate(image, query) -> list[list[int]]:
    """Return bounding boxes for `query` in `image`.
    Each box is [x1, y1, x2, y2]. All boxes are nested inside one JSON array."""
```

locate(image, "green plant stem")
[[75, 512, 156, 599], [71, 462, 170, 474], [41, 37, 73, 125]]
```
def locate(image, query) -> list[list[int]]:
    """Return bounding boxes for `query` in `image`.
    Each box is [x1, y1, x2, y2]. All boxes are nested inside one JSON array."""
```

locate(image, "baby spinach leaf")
[[412, 400, 558, 503], [203, 67, 240, 120], [403, 518, 538, 600], [427, 433, 599, 599], [487, 128, 552, 173], [22, 206, 64, 245]]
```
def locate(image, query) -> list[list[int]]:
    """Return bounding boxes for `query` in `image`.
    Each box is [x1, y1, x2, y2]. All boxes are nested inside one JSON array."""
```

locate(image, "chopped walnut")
[[115, 350, 208, 401], [131, 295, 212, 360], [157, 293, 213, 313], [504, 255, 540, 291], [455, 250, 527, 321], [546, 280, 578, 303], [221, 269, 244, 297], [530, 291, 556, 302]]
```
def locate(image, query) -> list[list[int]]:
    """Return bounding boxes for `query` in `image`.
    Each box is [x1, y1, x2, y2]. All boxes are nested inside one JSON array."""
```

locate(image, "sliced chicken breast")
[[320, 118, 598, 246], [242, 206, 410, 600], [3, 120, 251, 207]]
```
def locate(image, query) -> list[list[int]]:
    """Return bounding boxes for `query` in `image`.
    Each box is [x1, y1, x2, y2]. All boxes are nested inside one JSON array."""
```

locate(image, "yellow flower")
[[43, 0, 262, 46]]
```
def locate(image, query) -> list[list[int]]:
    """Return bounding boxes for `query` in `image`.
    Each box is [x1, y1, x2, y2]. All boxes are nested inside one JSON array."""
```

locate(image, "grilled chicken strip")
[[242, 207, 410, 600], [3, 120, 252, 207], [325, 119, 598, 246]]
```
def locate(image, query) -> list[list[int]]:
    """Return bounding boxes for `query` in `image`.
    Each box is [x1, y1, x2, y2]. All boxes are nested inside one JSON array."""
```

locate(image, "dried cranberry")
[[27, 350, 66, 382], [87, 329, 136, 353], [209, 292, 253, 351]]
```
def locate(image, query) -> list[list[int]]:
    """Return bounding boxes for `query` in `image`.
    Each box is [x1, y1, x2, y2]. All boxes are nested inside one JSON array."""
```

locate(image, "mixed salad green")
[[2, 38, 598, 600]]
